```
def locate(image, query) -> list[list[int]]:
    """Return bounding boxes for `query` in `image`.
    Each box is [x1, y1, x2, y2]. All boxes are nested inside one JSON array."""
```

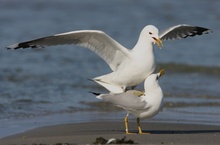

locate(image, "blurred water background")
[[0, 0, 220, 137]]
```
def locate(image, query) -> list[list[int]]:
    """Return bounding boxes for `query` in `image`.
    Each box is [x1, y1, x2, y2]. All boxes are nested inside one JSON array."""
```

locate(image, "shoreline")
[[1, 121, 220, 145], [1, 110, 220, 139]]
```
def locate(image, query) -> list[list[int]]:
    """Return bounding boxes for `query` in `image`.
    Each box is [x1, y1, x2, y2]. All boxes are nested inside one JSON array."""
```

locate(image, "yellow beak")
[[158, 69, 165, 77], [155, 38, 163, 48]]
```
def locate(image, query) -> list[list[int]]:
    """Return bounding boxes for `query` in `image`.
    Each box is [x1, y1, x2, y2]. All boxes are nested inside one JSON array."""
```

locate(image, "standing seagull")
[[93, 69, 165, 134], [6, 24, 211, 93]]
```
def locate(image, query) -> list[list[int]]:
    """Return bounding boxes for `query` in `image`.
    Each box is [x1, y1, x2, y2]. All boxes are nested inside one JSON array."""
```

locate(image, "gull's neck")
[[144, 84, 163, 104], [132, 35, 154, 55], [145, 83, 161, 93]]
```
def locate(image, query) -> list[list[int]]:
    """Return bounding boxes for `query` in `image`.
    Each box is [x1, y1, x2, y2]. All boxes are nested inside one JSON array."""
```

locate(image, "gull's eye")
[[149, 32, 152, 35]]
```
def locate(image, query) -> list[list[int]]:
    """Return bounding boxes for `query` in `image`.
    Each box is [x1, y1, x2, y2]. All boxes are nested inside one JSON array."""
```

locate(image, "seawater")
[[0, 0, 220, 137]]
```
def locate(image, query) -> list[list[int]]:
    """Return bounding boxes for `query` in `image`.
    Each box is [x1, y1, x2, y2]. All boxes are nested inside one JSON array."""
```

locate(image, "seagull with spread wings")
[[7, 24, 212, 93]]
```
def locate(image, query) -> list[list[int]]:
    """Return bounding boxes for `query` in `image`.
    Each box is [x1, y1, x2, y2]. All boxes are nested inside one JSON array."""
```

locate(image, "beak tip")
[[159, 69, 165, 77], [155, 38, 163, 48]]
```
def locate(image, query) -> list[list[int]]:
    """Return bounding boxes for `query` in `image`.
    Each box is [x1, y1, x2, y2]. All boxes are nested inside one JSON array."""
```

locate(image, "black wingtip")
[[5, 44, 19, 50], [89, 91, 100, 96], [195, 26, 213, 35], [6, 42, 30, 50], [178, 26, 213, 40]]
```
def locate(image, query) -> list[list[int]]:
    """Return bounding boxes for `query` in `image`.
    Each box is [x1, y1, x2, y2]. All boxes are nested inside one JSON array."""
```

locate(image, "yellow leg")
[[137, 118, 143, 134], [124, 114, 133, 134], [137, 118, 150, 134]]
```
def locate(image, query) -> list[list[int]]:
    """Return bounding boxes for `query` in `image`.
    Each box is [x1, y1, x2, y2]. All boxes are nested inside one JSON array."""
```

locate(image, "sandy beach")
[[0, 121, 220, 145]]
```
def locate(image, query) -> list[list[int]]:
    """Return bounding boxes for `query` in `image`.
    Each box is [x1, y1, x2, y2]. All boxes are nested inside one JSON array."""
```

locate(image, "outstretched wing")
[[6, 30, 131, 71], [159, 24, 212, 40]]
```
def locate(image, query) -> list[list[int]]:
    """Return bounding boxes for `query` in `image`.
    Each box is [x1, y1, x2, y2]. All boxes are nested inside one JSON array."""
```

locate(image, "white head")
[[144, 69, 165, 91], [141, 25, 163, 48]]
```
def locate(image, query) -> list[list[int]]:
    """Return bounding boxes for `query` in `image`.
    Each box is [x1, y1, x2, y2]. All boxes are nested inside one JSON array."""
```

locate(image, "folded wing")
[[97, 91, 147, 111]]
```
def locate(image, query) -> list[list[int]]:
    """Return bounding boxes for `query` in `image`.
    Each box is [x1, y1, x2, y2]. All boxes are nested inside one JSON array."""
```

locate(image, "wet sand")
[[1, 121, 220, 145]]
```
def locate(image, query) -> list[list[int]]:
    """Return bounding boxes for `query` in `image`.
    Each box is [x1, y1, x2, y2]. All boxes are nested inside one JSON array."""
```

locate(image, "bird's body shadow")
[[128, 130, 220, 134], [77, 128, 220, 135]]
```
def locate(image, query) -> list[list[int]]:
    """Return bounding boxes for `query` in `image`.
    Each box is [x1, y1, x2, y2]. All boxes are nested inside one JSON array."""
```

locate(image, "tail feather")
[[92, 79, 124, 93], [89, 91, 101, 96], [89, 91, 103, 100], [96, 95, 103, 100]]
